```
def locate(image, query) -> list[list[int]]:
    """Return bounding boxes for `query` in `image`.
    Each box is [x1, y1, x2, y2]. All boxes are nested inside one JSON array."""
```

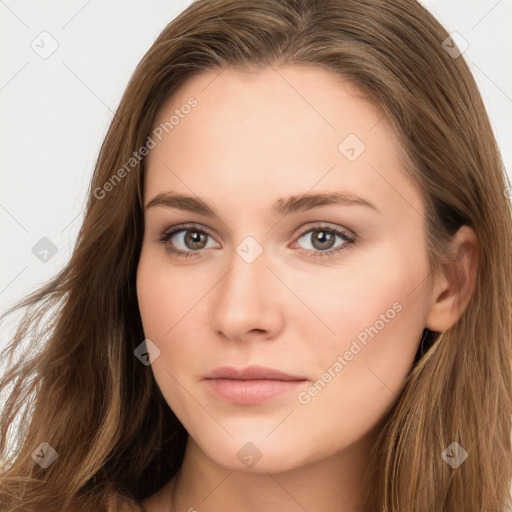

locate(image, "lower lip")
[[204, 378, 306, 404]]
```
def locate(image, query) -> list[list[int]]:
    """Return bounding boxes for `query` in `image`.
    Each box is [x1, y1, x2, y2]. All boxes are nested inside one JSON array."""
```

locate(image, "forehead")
[[144, 65, 424, 224]]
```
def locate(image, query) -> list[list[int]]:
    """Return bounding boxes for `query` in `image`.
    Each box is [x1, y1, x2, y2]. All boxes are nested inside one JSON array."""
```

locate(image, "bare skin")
[[137, 65, 479, 512]]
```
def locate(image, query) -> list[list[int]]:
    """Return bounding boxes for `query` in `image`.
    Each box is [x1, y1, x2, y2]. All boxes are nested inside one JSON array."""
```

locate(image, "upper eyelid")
[[295, 223, 354, 238], [163, 223, 217, 240]]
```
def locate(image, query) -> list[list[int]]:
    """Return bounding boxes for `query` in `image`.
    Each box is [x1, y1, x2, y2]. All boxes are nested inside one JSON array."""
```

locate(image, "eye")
[[293, 224, 356, 258], [155, 223, 219, 259]]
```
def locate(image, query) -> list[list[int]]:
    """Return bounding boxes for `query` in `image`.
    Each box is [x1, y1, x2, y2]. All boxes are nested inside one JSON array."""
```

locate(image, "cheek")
[[284, 242, 427, 360], [136, 252, 201, 423], [299, 313, 420, 452], [136, 245, 197, 339], [295, 251, 427, 437], [136, 256, 199, 379]]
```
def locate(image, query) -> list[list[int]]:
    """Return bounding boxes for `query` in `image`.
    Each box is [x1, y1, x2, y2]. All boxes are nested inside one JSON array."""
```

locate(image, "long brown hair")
[[1, 0, 511, 510]]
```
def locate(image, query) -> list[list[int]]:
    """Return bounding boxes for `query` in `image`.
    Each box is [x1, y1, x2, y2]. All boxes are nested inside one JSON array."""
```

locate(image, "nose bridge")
[[211, 235, 281, 339], [219, 237, 270, 307]]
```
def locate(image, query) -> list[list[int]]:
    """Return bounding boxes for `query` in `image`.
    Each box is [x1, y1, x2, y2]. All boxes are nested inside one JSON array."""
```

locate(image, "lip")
[[203, 365, 306, 381], [203, 365, 307, 405]]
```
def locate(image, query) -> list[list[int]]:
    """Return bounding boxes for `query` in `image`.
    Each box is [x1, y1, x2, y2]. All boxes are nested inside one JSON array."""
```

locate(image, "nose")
[[210, 246, 285, 342]]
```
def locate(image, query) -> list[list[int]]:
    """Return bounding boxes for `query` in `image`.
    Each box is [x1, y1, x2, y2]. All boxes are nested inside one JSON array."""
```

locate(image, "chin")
[[196, 433, 310, 474]]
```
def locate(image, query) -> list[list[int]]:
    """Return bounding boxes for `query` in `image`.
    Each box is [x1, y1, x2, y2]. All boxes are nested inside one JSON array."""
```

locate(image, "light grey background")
[[1, 0, 511, 355]]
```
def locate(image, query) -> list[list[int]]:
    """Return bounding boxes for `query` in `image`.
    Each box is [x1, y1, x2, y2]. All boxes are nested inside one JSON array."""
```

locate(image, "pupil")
[[187, 231, 205, 248], [314, 230, 334, 249]]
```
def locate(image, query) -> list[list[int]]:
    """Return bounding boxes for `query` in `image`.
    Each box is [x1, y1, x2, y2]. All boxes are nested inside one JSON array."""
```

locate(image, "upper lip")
[[203, 365, 306, 381]]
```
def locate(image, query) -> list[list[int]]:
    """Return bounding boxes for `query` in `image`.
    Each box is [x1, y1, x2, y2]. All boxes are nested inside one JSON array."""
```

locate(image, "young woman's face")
[[137, 65, 432, 473]]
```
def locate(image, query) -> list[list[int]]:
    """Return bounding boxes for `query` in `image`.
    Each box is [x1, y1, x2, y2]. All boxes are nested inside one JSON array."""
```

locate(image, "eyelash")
[[154, 223, 356, 259]]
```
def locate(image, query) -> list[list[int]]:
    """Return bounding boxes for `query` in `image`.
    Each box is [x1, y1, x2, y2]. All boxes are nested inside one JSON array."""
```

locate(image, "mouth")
[[202, 365, 308, 405]]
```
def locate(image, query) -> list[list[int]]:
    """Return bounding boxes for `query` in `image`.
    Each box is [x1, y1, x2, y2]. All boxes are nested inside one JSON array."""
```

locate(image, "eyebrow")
[[145, 191, 379, 217]]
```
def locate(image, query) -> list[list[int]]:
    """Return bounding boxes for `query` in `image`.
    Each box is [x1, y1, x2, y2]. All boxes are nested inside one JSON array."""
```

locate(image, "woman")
[[1, 0, 511, 511]]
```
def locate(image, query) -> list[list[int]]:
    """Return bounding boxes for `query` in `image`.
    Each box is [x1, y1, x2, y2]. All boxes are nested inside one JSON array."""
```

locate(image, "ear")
[[425, 225, 480, 333]]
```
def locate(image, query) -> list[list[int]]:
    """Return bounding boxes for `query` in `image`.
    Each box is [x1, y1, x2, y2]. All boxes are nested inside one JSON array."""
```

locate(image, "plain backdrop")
[[1, 0, 511, 357]]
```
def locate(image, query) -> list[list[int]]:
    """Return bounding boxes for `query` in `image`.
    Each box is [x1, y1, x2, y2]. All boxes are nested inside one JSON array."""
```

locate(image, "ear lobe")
[[425, 225, 480, 333]]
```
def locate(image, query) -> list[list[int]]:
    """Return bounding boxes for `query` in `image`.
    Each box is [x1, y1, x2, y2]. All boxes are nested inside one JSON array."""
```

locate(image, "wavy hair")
[[1, 0, 511, 510]]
